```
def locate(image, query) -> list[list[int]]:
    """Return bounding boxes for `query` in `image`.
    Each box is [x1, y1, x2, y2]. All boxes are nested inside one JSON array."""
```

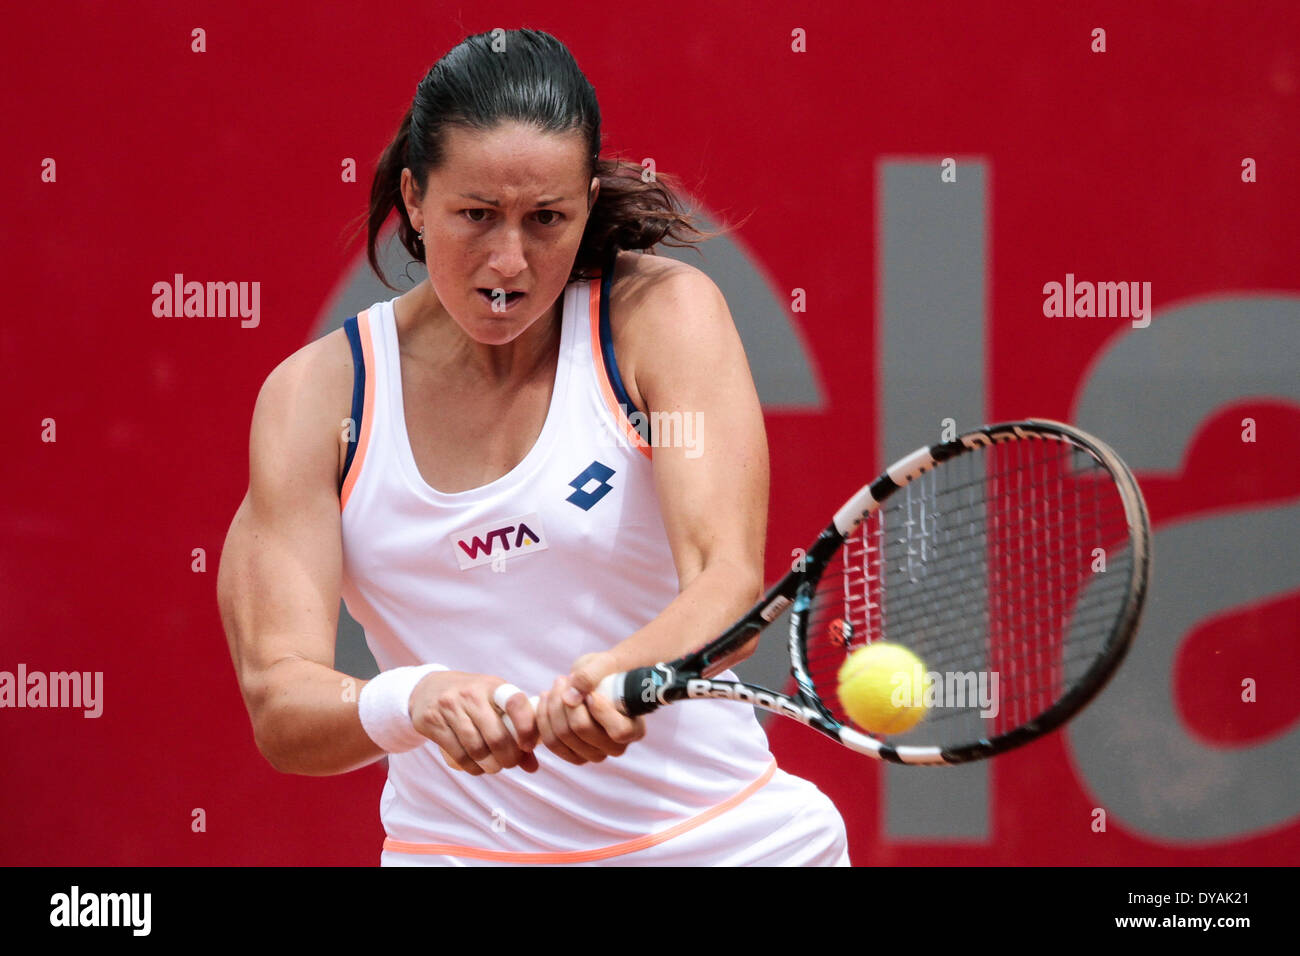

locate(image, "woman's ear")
[[401, 168, 425, 232]]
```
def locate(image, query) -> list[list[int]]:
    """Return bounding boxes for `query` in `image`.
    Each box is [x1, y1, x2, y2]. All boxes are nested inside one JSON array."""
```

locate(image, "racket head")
[[794, 420, 1150, 764]]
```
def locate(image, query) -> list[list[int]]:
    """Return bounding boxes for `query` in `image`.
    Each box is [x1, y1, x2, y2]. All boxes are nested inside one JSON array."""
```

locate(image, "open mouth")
[[477, 289, 526, 309]]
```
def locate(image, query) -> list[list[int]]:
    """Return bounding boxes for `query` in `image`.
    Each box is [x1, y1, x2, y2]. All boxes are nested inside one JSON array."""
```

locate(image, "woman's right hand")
[[408, 671, 541, 775]]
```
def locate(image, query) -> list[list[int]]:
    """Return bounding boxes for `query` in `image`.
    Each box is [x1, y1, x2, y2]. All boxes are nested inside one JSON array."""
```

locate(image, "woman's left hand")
[[535, 652, 645, 766]]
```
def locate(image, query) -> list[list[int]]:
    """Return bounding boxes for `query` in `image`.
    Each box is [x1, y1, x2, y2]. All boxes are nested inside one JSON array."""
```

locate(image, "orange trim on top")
[[382, 758, 778, 863], [588, 274, 653, 460], [339, 308, 376, 512]]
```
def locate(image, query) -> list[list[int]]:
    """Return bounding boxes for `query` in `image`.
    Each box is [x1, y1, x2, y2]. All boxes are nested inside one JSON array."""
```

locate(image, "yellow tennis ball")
[[837, 642, 928, 734]]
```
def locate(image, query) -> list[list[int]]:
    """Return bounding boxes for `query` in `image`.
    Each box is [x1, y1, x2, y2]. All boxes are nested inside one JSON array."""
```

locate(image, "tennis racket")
[[494, 419, 1150, 765]]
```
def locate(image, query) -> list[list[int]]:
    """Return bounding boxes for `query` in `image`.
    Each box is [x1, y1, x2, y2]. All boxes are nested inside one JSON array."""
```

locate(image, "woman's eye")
[[461, 209, 562, 225]]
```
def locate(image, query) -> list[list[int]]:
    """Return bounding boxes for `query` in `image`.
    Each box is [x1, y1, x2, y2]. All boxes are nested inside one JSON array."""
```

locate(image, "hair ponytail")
[[361, 105, 420, 288]]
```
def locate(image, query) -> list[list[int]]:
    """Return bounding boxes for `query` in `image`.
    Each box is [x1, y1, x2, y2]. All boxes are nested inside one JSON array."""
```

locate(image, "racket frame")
[[600, 419, 1151, 765]]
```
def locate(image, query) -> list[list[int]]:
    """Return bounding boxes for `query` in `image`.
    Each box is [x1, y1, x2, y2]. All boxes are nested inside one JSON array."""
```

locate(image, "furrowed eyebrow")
[[459, 193, 572, 206]]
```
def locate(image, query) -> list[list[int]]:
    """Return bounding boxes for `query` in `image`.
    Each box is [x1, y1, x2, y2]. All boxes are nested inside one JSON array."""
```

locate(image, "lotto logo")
[[566, 461, 615, 511]]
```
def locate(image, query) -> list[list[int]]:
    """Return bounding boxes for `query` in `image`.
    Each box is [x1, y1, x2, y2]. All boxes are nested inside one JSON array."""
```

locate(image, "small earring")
[[418, 229, 424, 241]]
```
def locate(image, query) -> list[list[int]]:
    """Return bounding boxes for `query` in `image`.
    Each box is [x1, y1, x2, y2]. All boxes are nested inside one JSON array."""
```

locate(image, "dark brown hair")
[[353, 29, 724, 290]]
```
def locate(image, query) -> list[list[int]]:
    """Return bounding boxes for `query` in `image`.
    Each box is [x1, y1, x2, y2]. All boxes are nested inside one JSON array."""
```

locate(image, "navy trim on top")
[[341, 315, 365, 489], [599, 248, 645, 420]]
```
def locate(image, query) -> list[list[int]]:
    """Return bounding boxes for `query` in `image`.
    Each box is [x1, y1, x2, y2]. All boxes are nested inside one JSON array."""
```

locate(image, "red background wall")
[[3, 1, 1297, 865]]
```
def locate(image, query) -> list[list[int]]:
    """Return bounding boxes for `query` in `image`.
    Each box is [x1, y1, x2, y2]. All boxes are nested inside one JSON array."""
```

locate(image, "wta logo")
[[451, 513, 549, 570]]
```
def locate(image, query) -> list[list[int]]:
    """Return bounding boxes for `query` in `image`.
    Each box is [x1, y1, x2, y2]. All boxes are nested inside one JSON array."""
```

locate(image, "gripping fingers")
[[408, 674, 539, 774], [438, 742, 485, 776], [536, 688, 590, 765], [434, 695, 505, 773], [416, 716, 488, 775], [547, 678, 614, 763], [585, 689, 646, 749], [492, 684, 540, 746], [485, 684, 540, 773]]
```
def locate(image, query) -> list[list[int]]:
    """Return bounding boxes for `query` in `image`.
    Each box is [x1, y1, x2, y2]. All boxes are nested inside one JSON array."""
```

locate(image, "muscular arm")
[[217, 338, 385, 776], [537, 260, 768, 763], [576, 260, 770, 684], [219, 336, 541, 777]]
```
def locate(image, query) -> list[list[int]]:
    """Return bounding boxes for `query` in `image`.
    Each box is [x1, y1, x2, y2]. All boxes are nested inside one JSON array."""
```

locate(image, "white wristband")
[[358, 664, 449, 753]]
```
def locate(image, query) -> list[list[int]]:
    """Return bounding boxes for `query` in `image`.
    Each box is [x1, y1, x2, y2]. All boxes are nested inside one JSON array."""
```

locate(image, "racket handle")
[[492, 676, 632, 743], [597, 668, 670, 717], [595, 672, 628, 714]]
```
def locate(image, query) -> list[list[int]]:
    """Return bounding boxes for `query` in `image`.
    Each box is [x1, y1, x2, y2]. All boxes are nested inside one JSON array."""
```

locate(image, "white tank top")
[[337, 269, 782, 859]]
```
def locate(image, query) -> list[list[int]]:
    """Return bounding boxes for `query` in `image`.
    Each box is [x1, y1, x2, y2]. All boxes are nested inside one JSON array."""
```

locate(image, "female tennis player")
[[218, 28, 848, 866]]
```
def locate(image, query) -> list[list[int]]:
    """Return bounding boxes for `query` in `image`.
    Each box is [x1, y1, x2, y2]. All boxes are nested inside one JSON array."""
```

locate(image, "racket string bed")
[[803, 434, 1136, 748]]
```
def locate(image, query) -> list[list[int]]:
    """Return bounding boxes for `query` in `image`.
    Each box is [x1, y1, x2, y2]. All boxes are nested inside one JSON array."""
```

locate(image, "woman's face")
[[403, 121, 598, 346]]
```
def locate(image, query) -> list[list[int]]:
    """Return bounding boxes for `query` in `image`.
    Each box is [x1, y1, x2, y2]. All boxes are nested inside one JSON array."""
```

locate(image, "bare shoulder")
[[610, 249, 725, 319], [256, 327, 353, 425], [609, 250, 736, 411], [250, 327, 355, 490]]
